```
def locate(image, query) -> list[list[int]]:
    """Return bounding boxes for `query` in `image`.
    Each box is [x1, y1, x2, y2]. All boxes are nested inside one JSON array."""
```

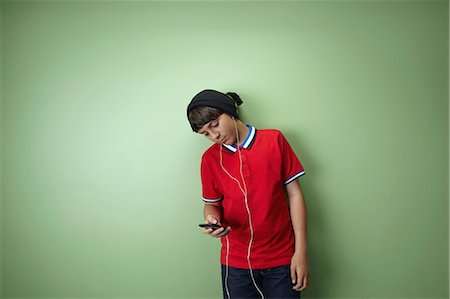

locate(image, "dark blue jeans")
[[221, 264, 301, 299]]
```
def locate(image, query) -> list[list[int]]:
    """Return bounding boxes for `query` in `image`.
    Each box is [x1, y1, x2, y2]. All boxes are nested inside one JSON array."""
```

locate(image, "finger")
[[216, 227, 231, 237], [293, 267, 303, 290], [210, 227, 225, 237], [202, 228, 213, 234], [293, 279, 302, 290], [299, 274, 308, 291]]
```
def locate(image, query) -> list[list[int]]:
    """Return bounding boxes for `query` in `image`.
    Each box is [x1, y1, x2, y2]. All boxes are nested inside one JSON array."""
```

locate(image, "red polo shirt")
[[200, 125, 305, 269]]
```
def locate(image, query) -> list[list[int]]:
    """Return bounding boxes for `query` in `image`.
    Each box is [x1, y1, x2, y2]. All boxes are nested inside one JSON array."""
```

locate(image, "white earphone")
[[219, 119, 264, 299]]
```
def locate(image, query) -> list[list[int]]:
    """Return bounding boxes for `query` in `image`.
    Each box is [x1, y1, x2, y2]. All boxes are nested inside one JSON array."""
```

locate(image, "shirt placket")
[[240, 148, 251, 179]]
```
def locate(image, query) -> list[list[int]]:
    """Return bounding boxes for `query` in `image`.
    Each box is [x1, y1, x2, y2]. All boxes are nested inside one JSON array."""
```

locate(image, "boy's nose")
[[211, 131, 220, 140]]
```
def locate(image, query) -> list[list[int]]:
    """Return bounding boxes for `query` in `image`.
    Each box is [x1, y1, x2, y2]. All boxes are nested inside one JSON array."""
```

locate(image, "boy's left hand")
[[290, 251, 309, 291]]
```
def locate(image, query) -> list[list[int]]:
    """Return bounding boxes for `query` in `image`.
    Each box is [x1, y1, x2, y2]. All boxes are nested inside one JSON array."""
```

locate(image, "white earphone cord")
[[219, 119, 264, 299]]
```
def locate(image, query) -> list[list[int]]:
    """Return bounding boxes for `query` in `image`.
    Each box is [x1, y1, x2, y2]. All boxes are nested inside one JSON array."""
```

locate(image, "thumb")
[[290, 265, 297, 284], [206, 215, 218, 224]]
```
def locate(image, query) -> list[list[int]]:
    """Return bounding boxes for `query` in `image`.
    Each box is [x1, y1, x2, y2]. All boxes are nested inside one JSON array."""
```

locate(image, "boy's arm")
[[202, 201, 231, 238], [286, 180, 308, 254], [286, 179, 309, 291]]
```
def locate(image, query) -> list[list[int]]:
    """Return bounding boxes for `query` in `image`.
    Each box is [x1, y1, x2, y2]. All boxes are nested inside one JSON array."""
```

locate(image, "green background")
[[1, 1, 448, 298]]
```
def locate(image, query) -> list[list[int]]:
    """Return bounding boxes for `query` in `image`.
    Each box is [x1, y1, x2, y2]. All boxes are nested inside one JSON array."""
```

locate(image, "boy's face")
[[197, 113, 237, 145]]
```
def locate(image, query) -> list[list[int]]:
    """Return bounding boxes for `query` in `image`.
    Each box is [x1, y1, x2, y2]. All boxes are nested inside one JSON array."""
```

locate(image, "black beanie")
[[187, 89, 243, 119]]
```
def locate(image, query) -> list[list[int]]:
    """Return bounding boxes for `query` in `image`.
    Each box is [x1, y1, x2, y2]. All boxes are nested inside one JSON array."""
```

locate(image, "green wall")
[[0, 1, 2, 297], [1, 1, 448, 298]]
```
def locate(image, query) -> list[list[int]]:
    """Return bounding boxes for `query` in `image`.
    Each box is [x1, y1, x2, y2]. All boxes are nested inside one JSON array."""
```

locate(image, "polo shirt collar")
[[222, 125, 256, 153]]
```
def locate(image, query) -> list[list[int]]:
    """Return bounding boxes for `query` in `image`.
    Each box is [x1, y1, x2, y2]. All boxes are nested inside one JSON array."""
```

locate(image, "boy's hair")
[[188, 106, 225, 132], [187, 89, 243, 132]]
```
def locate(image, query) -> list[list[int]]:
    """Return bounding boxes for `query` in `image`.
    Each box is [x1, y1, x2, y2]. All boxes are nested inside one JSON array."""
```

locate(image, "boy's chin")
[[223, 139, 235, 146], [220, 141, 234, 146]]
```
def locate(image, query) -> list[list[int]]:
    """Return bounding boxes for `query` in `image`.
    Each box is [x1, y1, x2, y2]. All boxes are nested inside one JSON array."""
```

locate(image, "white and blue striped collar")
[[222, 125, 256, 153]]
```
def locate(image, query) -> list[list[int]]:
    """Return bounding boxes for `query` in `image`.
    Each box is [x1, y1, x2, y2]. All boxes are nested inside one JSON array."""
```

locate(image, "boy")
[[187, 89, 309, 299]]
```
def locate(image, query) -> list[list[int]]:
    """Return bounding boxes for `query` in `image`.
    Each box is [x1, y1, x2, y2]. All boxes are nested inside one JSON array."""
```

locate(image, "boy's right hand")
[[202, 215, 231, 238]]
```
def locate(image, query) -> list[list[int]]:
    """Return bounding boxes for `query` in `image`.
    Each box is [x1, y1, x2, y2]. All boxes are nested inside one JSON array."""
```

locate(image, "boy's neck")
[[235, 120, 249, 146]]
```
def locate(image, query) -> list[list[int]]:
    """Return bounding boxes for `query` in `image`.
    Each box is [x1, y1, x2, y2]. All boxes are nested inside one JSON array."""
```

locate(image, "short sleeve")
[[200, 154, 223, 202], [278, 132, 306, 185]]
